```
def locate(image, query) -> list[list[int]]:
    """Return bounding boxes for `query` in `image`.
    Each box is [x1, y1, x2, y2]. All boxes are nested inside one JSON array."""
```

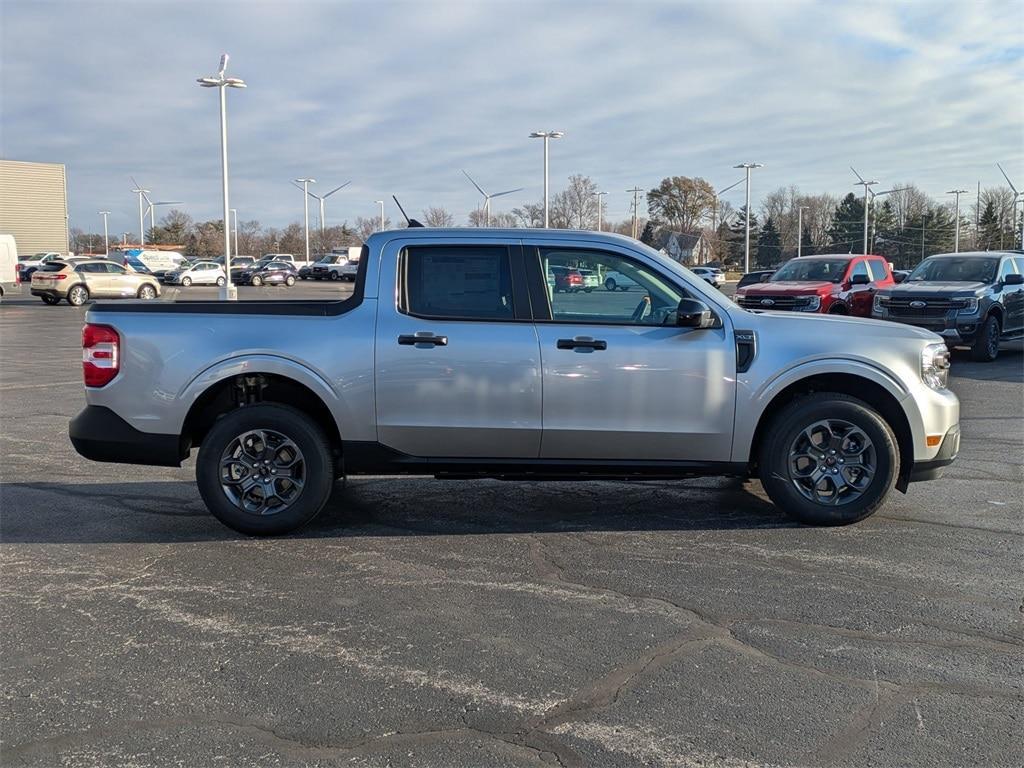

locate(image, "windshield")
[[771, 259, 849, 283], [908, 257, 997, 283]]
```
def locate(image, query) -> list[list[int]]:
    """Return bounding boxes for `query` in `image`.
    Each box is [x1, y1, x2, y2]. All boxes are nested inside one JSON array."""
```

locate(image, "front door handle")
[[398, 333, 448, 347], [557, 337, 607, 351]]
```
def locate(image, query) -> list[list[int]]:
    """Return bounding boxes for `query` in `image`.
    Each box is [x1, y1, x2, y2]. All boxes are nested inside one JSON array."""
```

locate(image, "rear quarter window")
[[400, 246, 514, 321]]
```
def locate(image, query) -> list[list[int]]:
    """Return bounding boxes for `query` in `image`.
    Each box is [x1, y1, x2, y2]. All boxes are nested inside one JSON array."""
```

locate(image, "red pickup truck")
[[734, 254, 895, 316]]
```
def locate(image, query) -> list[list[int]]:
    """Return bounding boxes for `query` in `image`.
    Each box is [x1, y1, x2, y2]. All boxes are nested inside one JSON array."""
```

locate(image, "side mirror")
[[893, 272, 907, 284], [676, 298, 715, 328], [850, 273, 871, 286], [1004, 273, 1024, 286]]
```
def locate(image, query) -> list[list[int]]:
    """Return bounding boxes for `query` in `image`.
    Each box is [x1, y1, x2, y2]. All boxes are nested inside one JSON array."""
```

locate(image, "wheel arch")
[[745, 370, 915, 493], [180, 362, 346, 463]]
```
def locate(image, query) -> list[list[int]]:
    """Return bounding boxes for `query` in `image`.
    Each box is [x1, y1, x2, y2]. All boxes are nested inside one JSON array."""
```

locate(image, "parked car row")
[[734, 250, 1024, 361]]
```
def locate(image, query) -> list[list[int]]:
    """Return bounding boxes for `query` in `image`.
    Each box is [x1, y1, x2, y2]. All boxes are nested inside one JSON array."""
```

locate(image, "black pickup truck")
[[871, 251, 1024, 361]]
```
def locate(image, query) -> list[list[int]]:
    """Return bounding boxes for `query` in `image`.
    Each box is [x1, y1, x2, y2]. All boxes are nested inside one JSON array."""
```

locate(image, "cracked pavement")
[[1, 291, 1022, 767]]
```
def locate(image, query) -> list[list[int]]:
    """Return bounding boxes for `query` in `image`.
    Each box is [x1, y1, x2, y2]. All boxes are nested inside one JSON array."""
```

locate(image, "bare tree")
[[511, 201, 545, 228], [551, 174, 600, 229], [422, 206, 455, 227], [469, 209, 519, 228], [646, 176, 716, 233], [354, 216, 391, 242]]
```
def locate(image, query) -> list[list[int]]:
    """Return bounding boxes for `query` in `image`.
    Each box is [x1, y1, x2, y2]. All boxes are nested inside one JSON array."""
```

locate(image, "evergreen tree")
[[757, 216, 781, 268], [639, 220, 657, 247], [800, 224, 815, 257], [978, 200, 999, 251], [726, 206, 759, 268], [871, 200, 898, 260], [828, 193, 864, 253]]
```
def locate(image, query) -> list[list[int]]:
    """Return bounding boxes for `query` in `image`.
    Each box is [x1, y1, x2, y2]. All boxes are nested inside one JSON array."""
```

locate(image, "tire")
[[970, 315, 1000, 362], [216, 276, 226, 287], [137, 284, 157, 300], [285, 275, 296, 286], [329, 271, 339, 281], [758, 393, 899, 526], [41, 295, 60, 305], [605, 278, 617, 292], [827, 303, 848, 315], [181, 276, 192, 287], [66, 285, 89, 306], [251, 276, 263, 286], [583, 288, 593, 293], [196, 404, 335, 536]]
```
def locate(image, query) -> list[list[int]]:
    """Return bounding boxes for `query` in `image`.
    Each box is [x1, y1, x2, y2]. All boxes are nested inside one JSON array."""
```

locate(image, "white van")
[[0, 234, 19, 299], [119, 249, 186, 274]]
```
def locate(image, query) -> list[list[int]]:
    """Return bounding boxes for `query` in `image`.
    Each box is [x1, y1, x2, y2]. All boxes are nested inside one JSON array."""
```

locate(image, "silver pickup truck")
[[70, 229, 960, 535]]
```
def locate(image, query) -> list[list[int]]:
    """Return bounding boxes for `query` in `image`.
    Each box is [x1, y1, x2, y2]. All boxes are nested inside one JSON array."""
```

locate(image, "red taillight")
[[568, 273, 582, 284], [83, 324, 120, 387]]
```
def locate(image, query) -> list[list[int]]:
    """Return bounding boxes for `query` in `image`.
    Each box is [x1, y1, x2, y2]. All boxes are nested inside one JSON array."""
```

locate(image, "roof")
[[927, 251, 1013, 258], [366, 227, 645, 248]]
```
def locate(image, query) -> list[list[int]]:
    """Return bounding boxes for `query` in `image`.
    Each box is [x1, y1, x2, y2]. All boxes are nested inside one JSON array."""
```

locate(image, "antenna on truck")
[[392, 195, 424, 227]]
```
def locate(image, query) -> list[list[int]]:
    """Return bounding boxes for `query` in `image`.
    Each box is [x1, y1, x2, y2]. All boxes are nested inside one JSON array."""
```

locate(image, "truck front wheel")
[[196, 404, 335, 536], [758, 393, 898, 525]]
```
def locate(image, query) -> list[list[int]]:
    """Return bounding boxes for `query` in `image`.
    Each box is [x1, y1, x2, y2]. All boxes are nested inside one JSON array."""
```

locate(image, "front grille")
[[885, 297, 956, 318], [737, 295, 801, 310]]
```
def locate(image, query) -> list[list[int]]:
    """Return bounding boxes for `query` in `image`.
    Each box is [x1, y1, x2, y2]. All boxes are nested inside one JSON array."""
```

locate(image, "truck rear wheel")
[[758, 393, 898, 525], [196, 404, 335, 536]]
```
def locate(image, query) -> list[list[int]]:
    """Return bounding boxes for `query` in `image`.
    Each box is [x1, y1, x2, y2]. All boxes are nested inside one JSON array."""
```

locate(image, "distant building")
[[654, 230, 713, 266], [0, 159, 69, 255]]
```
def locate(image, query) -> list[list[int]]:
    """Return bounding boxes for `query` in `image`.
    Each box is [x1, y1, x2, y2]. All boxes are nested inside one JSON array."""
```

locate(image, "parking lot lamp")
[[734, 163, 763, 273], [947, 189, 969, 253], [797, 205, 808, 258], [99, 211, 111, 256], [376, 200, 385, 231], [594, 191, 608, 231], [197, 53, 246, 301], [529, 131, 564, 228]]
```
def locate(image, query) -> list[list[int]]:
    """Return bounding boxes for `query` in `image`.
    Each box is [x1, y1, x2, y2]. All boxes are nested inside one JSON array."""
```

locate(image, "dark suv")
[[872, 251, 1024, 361]]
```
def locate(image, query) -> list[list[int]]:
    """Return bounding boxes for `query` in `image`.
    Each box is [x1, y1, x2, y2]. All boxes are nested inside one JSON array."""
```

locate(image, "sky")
[[1, 0, 1022, 236]]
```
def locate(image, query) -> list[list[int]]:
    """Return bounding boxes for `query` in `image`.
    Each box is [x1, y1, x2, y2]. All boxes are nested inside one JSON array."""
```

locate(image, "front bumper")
[[908, 424, 960, 483], [70, 405, 187, 467], [873, 310, 982, 344]]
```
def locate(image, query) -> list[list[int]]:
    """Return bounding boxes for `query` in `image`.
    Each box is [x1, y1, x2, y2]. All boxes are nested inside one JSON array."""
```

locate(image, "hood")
[[746, 307, 941, 343], [878, 281, 986, 297], [737, 280, 835, 296]]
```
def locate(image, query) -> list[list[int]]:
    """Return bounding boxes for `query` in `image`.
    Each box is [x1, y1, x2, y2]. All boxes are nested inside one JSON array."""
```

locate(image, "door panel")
[[374, 242, 542, 458], [530, 245, 736, 461]]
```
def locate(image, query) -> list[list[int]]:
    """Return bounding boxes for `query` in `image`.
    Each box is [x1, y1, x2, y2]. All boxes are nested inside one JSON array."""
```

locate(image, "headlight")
[[797, 295, 821, 311], [955, 297, 979, 314], [873, 294, 889, 312], [921, 342, 950, 390]]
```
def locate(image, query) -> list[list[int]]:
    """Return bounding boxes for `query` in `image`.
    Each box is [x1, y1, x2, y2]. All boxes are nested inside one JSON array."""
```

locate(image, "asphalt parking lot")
[[2, 286, 1022, 767]]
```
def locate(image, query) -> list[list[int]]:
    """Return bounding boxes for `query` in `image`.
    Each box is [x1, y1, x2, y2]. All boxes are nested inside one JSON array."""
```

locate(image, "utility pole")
[[797, 205, 808, 258], [594, 191, 608, 231], [947, 189, 968, 253], [734, 163, 763, 274], [626, 186, 643, 239]]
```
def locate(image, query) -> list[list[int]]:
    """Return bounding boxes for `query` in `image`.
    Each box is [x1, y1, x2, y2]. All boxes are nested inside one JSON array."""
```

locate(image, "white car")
[[602, 270, 640, 291], [166, 261, 226, 287], [691, 267, 724, 288]]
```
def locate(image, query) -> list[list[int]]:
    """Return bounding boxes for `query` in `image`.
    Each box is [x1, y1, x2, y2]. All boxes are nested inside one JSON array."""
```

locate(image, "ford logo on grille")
[[909, 300, 927, 308], [760, 298, 775, 306]]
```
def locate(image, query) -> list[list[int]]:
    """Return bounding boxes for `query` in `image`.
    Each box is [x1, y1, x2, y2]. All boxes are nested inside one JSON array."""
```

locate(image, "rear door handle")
[[557, 337, 607, 351], [398, 333, 448, 347]]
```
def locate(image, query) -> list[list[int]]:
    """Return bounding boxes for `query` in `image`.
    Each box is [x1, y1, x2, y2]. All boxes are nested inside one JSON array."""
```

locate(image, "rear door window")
[[400, 246, 516, 321]]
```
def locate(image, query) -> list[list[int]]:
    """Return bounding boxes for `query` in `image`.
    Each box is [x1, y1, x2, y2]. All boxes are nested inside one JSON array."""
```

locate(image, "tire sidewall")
[[67, 285, 89, 306], [759, 395, 898, 525], [181, 276, 192, 287], [196, 404, 335, 536], [972, 316, 1000, 362]]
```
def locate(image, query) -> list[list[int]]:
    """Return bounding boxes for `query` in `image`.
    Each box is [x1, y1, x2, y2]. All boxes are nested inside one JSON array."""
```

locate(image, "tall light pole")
[[796, 205, 809, 258], [734, 163, 763, 273], [626, 186, 644, 239], [529, 131, 564, 228], [947, 189, 969, 253], [375, 200, 385, 231], [293, 178, 316, 262], [850, 167, 879, 254], [230, 208, 239, 257], [98, 211, 111, 256], [130, 183, 149, 245], [197, 53, 246, 301], [594, 191, 608, 231]]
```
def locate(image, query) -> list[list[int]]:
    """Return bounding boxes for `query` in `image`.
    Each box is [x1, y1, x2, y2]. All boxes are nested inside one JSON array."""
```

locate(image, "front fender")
[[732, 357, 912, 463]]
